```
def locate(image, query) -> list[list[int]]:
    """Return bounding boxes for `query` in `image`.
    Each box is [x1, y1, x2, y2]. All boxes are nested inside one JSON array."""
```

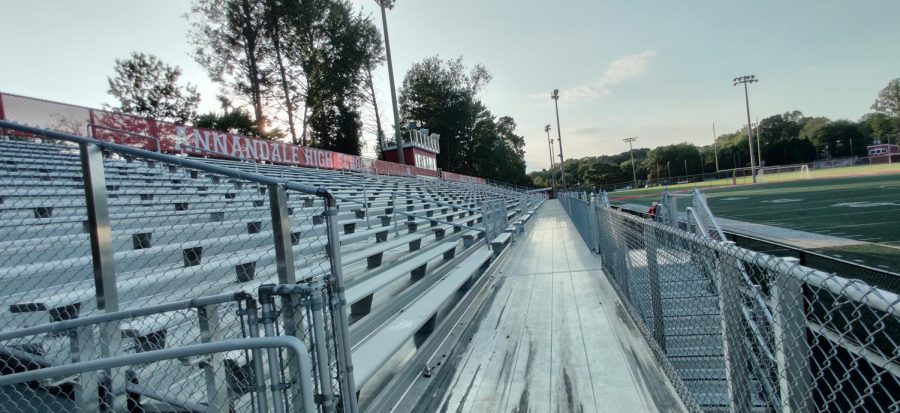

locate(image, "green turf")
[[608, 172, 900, 272], [609, 162, 900, 197]]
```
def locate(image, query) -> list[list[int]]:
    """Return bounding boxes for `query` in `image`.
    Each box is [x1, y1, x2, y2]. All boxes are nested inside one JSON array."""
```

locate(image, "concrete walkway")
[[438, 200, 686, 412]]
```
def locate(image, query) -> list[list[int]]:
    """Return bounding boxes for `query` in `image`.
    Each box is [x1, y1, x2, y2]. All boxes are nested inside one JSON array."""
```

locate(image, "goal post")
[[758, 164, 811, 183]]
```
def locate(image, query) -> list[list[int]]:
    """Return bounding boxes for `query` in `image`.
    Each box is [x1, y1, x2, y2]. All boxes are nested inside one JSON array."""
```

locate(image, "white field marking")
[[722, 197, 750, 201], [832, 201, 900, 208], [761, 198, 803, 204], [853, 259, 866, 263], [733, 206, 900, 222]]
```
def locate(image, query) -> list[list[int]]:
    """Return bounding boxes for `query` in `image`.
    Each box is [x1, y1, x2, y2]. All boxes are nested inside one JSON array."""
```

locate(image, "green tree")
[[811, 120, 868, 158], [860, 112, 898, 145], [105, 52, 200, 124], [296, 1, 383, 154], [400, 56, 491, 173], [195, 109, 258, 136], [189, 0, 272, 136], [872, 78, 900, 117]]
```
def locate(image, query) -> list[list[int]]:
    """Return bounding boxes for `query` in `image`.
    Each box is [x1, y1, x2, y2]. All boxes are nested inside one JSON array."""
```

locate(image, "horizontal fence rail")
[[560, 192, 900, 412]]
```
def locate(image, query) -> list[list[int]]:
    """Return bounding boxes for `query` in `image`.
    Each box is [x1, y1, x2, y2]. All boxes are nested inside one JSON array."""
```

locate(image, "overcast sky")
[[2, 0, 899, 171]]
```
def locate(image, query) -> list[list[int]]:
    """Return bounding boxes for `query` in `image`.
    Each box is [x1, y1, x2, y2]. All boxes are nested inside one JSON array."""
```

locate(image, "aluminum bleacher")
[[0, 124, 545, 412]]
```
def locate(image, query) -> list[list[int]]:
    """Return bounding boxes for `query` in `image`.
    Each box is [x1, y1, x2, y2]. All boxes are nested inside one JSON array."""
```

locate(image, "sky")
[[2, 0, 899, 172]]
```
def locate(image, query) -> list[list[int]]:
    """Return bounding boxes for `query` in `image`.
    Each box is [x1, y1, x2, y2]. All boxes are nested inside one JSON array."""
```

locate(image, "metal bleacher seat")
[[0, 132, 546, 411]]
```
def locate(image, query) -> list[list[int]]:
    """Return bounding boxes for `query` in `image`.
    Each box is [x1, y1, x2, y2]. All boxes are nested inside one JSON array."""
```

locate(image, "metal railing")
[[560, 192, 900, 412], [0, 120, 355, 412]]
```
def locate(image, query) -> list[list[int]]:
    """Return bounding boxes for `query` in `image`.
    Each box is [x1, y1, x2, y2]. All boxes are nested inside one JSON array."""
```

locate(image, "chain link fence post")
[[268, 183, 309, 410], [773, 257, 812, 413], [325, 197, 358, 413], [717, 242, 751, 413], [79, 141, 124, 410], [643, 223, 667, 351]]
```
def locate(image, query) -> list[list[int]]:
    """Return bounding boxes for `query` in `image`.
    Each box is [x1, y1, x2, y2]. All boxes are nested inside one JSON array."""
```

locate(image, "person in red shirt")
[[647, 202, 658, 220]]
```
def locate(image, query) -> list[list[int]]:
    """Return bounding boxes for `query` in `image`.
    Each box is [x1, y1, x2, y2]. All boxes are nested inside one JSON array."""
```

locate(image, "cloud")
[[559, 50, 656, 102]]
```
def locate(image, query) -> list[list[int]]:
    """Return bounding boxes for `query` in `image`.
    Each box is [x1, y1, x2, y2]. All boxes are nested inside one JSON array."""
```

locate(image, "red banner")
[[0, 91, 478, 182], [441, 171, 486, 184]]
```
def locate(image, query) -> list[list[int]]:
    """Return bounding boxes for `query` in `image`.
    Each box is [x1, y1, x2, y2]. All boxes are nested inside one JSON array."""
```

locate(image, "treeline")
[[529, 78, 900, 189], [399, 57, 530, 185], [104, 1, 529, 184]]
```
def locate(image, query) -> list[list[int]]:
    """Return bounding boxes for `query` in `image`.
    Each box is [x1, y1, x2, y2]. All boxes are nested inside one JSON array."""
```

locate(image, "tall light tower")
[[545, 125, 557, 193], [713, 123, 720, 172], [733, 75, 758, 183], [376, 0, 404, 165], [551, 89, 567, 191], [623, 137, 638, 187]]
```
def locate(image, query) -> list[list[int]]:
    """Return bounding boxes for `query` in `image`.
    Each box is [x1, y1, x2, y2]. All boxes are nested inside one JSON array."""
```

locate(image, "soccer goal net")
[[758, 164, 810, 183]]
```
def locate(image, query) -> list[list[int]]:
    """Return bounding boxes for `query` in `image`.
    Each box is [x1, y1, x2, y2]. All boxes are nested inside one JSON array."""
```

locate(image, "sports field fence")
[[592, 155, 900, 193], [560, 192, 900, 412]]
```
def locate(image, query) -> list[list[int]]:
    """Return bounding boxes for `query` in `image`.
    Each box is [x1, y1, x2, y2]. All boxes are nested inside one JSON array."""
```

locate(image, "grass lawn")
[[608, 172, 900, 272]]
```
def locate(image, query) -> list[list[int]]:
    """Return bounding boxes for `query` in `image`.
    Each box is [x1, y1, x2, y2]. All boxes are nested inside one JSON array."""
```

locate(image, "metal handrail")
[[0, 120, 330, 199], [0, 336, 317, 413], [87, 124, 162, 153], [0, 292, 248, 342]]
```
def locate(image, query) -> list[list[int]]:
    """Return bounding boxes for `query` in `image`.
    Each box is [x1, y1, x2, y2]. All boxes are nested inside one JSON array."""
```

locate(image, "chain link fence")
[[0, 123, 354, 412], [561, 193, 900, 412]]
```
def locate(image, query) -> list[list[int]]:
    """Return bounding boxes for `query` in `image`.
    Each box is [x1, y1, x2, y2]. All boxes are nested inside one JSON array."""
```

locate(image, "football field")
[[608, 172, 900, 271]]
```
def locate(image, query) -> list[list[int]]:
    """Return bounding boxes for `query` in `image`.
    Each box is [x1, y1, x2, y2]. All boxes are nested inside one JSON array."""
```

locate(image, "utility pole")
[[623, 137, 638, 187], [734, 75, 758, 183], [545, 125, 557, 193], [713, 123, 720, 172], [376, 0, 404, 165], [551, 89, 567, 191]]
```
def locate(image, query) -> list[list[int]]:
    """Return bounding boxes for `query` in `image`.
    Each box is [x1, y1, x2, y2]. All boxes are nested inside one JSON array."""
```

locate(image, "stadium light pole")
[[551, 89, 567, 191], [756, 116, 762, 167], [734, 75, 758, 183], [376, 0, 405, 166], [713, 123, 720, 172], [623, 137, 638, 187], [545, 124, 557, 193]]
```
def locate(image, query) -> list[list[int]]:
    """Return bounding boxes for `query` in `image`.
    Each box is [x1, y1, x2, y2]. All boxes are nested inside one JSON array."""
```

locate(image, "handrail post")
[[717, 242, 751, 413], [325, 197, 359, 413], [773, 257, 812, 413], [79, 142, 122, 410], [268, 184, 306, 409]]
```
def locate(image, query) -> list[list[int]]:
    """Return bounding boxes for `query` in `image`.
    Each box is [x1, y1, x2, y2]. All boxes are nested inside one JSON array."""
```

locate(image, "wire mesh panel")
[[0, 336, 317, 413], [581, 205, 900, 412], [0, 131, 342, 412]]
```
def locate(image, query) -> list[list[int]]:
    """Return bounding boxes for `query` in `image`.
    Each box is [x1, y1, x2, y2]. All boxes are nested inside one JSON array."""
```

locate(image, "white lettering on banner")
[[272, 143, 282, 162], [230, 135, 243, 157], [304, 149, 315, 167], [318, 151, 328, 167], [174, 126, 189, 150], [258, 140, 271, 161], [196, 130, 212, 152], [244, 136, 257, 159], [291, 147, 300, 164], [213, 132, 227, 154]]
